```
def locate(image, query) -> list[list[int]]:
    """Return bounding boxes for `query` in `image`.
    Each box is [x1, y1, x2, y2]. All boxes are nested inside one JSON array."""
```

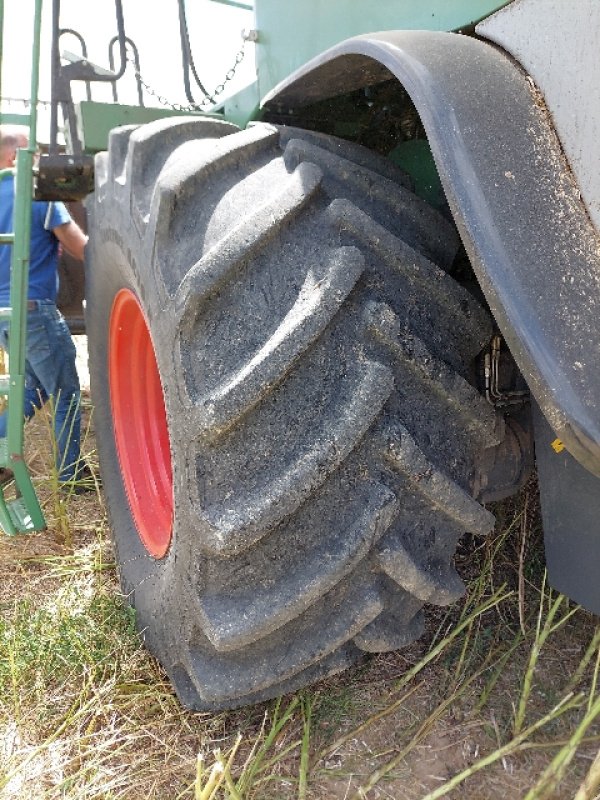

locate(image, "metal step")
[[0, 438, 46, 534], [4, 496, 37, 533]]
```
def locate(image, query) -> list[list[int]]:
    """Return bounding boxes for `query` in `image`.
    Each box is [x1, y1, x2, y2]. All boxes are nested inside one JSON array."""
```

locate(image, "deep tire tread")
[[382, 424, 495, 534], [88, 120, 503, 710], [186, 243, 365, 438], [196, 359, 395, 555], [197, 480, 398, 651], [152, 125, 281, 292], [277, 126, 414, 189], [282, 137, 460, 268], [183, 577, 384, 703], [365, 300, 503, 449], [325, 198, 491, 368], [174, 160, 325, 321]]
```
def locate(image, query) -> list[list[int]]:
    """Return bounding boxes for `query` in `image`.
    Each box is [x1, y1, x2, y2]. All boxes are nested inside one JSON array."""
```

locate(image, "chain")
[[126, 41, 246, 112]]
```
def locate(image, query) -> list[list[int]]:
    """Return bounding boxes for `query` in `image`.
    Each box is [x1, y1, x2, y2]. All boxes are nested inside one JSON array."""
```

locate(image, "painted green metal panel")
[[388, 139, 445, 210], [253, 0, 510, 99], [75, 101, 222, 153], [220, 80, 260, 129], [0, 112, 30, 125]]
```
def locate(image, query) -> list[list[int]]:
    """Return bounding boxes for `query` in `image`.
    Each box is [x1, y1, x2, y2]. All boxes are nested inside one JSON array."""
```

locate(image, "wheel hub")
[[109, 288, 173, 557]]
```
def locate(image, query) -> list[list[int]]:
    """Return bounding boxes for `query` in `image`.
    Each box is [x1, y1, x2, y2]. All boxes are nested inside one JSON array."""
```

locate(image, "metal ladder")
[[0, 0, 46, 534]]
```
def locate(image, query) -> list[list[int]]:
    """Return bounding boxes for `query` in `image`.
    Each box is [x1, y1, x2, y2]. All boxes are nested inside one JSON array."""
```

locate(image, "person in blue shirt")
[[0, 125, 89, 488]]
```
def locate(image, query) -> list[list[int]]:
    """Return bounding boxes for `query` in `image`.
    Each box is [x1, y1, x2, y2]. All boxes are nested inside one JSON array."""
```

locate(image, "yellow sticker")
[[551, 438, 565, 453]]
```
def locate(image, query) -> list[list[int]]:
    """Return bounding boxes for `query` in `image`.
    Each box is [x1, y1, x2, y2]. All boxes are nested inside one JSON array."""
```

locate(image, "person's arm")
[[53, 220, 88, 262]]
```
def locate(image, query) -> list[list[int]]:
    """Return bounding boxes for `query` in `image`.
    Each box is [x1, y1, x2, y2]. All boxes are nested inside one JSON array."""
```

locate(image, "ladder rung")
[[0, 307, 11, 320], [0, 233, 14, 245]]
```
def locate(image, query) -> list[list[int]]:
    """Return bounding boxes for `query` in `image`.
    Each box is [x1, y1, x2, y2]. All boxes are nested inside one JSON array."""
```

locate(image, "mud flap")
[[534, 403, 600, 614]]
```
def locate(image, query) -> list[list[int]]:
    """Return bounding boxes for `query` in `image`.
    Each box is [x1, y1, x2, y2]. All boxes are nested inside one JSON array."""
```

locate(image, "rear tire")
[[87, 117, 503, 710]]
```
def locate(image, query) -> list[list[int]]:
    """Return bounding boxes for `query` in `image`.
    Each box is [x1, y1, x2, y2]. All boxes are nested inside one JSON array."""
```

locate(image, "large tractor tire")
[[86, 117, 503, 710]]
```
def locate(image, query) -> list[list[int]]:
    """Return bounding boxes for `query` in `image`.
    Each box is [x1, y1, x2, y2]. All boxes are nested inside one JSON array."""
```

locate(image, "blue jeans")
[[0, 300, 82, 481]]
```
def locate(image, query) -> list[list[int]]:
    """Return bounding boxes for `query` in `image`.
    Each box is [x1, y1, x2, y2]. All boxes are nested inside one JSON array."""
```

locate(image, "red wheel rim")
[[109, 289, 173, 558]]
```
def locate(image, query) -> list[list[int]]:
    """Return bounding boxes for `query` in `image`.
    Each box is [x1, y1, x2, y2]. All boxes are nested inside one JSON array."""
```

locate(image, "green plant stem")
[[318, 681, 423, 764], [258, 739, 302, 775], [564, 627, 600, 696], [518, 734, 600, 751], [235, 698, 299, 795], [350, 665, 488, 800], [474, 633, 523, 715], [514, 579, 579, 736], [219, 744, 243, 800], [196, 762, 225, 800], [524, 693, 600, 800], [417, 694, 582, 800], [574, 746, 600, 800], [589, 647, 600, 714], [299, 694, 312, 800], [319, 587, 511, 762]]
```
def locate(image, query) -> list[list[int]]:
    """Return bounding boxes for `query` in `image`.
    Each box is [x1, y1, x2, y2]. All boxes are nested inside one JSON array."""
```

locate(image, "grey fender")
[[263, 31, 600, 478]]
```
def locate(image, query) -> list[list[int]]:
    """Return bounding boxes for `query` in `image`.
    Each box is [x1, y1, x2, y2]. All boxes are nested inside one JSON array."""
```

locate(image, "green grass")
[[0, 582, 137, 702]]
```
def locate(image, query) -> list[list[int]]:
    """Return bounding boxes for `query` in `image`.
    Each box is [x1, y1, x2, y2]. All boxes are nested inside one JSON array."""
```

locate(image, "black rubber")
[[86, 117, 503, 710]]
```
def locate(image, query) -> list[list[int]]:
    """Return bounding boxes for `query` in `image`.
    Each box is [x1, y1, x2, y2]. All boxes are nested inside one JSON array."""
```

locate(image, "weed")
[[417, 693, 583, 800], [514, 575, 580, 737], [34, 393, 101, 547], [0, 580, 138, 708], [181, 697, 309, 800]]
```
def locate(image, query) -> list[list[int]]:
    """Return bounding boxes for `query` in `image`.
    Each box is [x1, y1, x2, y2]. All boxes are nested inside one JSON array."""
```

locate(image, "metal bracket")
[[35, 154, 95, 201], [484, 334, 529, 408]]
